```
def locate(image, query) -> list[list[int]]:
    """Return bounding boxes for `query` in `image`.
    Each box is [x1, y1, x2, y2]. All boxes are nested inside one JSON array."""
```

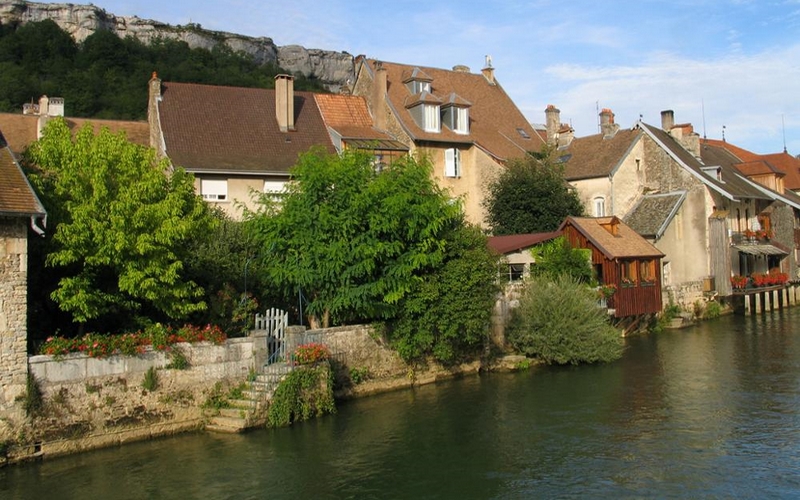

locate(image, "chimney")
[[545, 104, 561, 145], [148, 72, 165, 157], [481, 55, 495, 85], [600, 108, 620, 138], [36, 96, 50, 139], [452, 65, 470, 73], [372, 61, 387, 131], [275, 74, 295, 132], [661, 110, 675, 131]]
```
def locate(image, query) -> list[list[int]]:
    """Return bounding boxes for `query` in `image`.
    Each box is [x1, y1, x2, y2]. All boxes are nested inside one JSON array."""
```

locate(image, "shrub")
[[141, 367, 159, 392], [506, 275, 624, 365], [267, 364, 335, 428], [349, 366, 370, 385], [703, 300, 722, 320], [21, 373, 44, 417], [165, 348, 190, 370]]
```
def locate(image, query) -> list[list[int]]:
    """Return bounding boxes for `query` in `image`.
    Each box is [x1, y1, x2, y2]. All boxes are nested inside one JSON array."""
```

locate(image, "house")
[[487, 231, 560, 281], [351, 57, 547, 226], [0, 128, 46, 410], [560, 216, 664, 318], [0, 95, 149, 155], [555, 106, 798, 305]]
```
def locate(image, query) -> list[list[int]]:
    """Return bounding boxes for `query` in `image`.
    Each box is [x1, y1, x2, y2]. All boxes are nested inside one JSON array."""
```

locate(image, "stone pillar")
[[0, 218, 29, 410]]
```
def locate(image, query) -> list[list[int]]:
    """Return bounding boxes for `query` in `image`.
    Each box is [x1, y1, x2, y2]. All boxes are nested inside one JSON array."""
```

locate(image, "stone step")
[[205, 416, 249, 433], [216, 407, 250, 420], [228, 398, 257, 409]]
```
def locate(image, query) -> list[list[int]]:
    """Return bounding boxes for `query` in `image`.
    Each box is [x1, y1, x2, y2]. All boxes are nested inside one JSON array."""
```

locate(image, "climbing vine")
[[267, 364, 335, 428]]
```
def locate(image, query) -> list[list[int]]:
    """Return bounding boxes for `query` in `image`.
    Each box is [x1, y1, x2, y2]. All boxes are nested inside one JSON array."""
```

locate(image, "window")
[[452, 107, 469, 134], [408, 80, 431, 94], [508, 264, 525, 281], [201, 179, 227, 201], [621, 260, 637, 286], [445, 148, 461, 178], [593, 197, 606, 217], [639, 259, 656, 284], [423, 104, 440, 132], [263, 180, 286, 195]]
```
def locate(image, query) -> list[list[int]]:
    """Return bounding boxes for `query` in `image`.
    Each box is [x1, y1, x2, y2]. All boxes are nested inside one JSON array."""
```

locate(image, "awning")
[[733, 244, 788, 256]]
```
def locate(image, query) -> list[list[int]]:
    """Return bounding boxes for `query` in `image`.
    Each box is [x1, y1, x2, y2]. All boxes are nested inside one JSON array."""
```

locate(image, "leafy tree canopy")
[[530, 236, 595, 284], [0, 19, 328, 119], [484, 146, 584, 235], [246, 149, 463, 328], [25, 118, 215, 325]]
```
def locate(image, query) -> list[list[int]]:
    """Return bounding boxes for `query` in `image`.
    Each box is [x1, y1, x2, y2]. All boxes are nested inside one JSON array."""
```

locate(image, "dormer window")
[[407, 95, 442, 133], [410, 80, 431, 94], [423, 104, 440, 132], [441, 93, 471, 135], [403, 67, 434, 95]]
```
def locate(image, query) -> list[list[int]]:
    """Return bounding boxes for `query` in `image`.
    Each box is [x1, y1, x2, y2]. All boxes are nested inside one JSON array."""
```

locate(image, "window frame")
[[201, 179, 228, 202], [593, 197, 606, 217], [445, 148, 461, 178]]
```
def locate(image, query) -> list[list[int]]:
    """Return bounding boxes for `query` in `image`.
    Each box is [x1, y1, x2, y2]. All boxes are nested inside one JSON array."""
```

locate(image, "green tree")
[[484, 147, 584, 235], [25, 118, 214, 326], [246, 149, 462, 328], [530, 236, 594, 283], [506, 275, 623, 365], [389, 224, 500, 364]]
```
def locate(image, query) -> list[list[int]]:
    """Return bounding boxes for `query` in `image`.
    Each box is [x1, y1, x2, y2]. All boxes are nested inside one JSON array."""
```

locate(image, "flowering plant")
[[292, 343, 330, 365], [756, 229, 773, 240], [597, 283, 617, 299], [39, 324, 228, 359], [744, 229, 756, 239], [730, 275, 748, 290]]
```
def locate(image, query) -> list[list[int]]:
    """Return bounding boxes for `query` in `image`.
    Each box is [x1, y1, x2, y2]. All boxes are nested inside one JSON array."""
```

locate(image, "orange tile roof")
[[562, 216, 664, 259], [761, 152, 800, 191], [0, 133, 46, 217], [735, 160, 784, 177], [700, 138, 760, 162], [315, 93, 397, 141], [367, 59, 546, 160], [157, 82, 335, 174], [0, 113, 148, 154]]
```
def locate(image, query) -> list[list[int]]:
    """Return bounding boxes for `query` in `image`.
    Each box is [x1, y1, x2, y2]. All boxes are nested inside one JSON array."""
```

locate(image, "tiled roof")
[[735, 160, 784, 177], [562, 216, 664, 259], [624, 192, 687, 239], [367, 59, 547, 160], [314, 93, 405, 147], [0, 113, 149, 154], [157, 82, 335, 174], [700, 138, 760, 162], [558, 128, 641, 181], [487, 231, 561, 255], [0, 131, 46, 217], [760, 152, 800, 191]]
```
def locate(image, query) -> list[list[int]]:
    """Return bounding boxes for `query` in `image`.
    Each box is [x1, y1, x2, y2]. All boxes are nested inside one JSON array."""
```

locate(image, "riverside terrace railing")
[[254, 308, 288, 365]]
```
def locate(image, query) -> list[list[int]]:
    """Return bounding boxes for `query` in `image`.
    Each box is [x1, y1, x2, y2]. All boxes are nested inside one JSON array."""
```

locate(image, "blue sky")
[[97, 0, 800, 155]]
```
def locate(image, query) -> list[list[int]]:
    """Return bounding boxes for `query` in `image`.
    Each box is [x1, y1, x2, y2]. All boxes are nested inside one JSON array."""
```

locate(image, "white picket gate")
[[254, 308, 288, 365]]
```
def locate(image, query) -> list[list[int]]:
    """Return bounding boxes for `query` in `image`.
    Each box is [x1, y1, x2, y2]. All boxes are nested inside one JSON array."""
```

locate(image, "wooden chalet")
[[560, 216, 665, 318]]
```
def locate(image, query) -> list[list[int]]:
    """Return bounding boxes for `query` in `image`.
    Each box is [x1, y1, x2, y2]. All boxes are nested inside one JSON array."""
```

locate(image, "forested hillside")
[[0, 19, 328, 120]]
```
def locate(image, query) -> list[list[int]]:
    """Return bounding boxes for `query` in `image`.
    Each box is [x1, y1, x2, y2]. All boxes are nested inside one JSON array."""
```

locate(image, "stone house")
[[556, 107, 798, 306], [148, 73, 405, 219], [351, 57, 547, 227], [0, 129, 46, 412], [487, 231, 560, 282]]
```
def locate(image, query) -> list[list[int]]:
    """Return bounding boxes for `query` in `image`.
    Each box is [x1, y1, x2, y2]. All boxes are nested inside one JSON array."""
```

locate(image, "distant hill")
[[0, 1, 355, 90]]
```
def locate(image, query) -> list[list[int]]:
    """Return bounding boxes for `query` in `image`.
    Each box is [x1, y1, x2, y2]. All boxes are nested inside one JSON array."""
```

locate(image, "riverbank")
[[0, 323, 532, 467]]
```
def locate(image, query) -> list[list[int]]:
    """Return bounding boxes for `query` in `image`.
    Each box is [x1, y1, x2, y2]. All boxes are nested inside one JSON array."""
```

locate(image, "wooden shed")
[[560, 216, 665, 318]]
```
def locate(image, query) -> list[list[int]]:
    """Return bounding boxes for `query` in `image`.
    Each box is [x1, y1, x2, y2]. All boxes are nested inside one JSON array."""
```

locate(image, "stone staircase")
[[205, 362, 294, 433]]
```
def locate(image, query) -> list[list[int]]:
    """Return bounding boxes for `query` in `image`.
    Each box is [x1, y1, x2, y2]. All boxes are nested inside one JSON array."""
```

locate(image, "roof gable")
[[624, 191, 687, 240], [365, 59, 546, 160], [487, 231, 561, 255], [561, 216, 664, 259], [558, 128, 641, 181]]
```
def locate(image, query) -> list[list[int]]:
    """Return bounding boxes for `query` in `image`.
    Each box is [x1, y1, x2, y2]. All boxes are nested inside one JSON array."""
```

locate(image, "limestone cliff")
[[0, 1, 355, 90]]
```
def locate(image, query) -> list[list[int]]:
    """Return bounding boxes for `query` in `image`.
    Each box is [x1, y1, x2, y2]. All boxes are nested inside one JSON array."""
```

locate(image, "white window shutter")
[[445, 148, 456, 177]]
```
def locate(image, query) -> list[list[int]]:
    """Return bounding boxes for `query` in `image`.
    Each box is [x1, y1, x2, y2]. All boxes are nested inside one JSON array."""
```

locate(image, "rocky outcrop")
[[0, 1, 354, 89]]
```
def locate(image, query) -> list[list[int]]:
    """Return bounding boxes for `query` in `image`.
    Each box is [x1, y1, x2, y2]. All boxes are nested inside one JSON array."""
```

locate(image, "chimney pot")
[[545, 105, 561, 145], [661, 110, 675, 131]]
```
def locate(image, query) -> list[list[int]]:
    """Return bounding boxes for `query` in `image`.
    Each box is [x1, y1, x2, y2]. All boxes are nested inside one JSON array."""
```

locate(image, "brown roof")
[[760, 152, 800, 191], [368, 60, 546, 160], [735, 160, 784, 177], [0, 113, 149, 154], [562, 216, 664, 259], [487, 231, 561, 255], [700, 138, 760, 162], [315, 93, 402, 144], [558, 128, 641, 180], [0, 132, 46, 217], [157, 82, 335, 174]]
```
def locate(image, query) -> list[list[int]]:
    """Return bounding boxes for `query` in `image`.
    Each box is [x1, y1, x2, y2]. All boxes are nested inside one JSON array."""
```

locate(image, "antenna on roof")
[[722, 125, 726, 143], [782, 114, 787, 153], [701, 98, 707, 141], [596, 101, 600, 133]]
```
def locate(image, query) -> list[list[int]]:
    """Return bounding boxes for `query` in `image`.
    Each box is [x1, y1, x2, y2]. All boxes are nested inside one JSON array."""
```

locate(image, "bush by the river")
[[506, 275, 624, 365]]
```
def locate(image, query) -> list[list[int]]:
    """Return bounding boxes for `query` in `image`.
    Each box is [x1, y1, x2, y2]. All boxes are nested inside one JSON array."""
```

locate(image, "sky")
[[95, 0, 800, 155]]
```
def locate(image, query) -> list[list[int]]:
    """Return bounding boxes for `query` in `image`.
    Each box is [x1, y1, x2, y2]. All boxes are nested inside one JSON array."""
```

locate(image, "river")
[[3, 308, 800, 499]]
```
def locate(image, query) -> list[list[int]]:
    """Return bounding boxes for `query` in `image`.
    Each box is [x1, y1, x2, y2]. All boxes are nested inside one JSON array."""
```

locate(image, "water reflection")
[[4, 309, 800, 498]]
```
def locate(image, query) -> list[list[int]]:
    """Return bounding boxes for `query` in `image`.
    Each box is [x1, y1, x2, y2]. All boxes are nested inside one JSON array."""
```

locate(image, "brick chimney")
[[661, 110, 675, 131], [481, 55, 495, 85], [275, 74, 295, 132], [372, 61, 387, 131], [545, 104, 561, 145], [600, 108, 620, 138]]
